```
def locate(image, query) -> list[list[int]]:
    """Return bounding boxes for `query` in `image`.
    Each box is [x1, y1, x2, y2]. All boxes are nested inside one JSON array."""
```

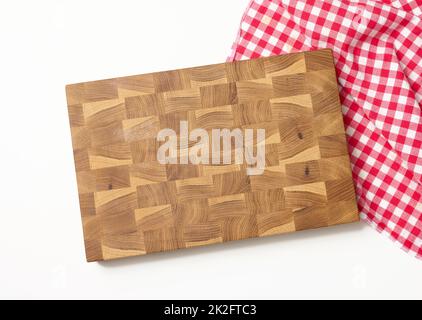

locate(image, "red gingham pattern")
[[229, 0, 422, 258]]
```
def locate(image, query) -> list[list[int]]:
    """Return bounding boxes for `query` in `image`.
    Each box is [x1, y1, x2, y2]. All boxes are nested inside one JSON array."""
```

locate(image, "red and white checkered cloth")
[[228, 0, 422, 258]]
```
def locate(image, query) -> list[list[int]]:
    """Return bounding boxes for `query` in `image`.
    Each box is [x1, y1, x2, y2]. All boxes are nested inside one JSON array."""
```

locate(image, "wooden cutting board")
[[66, 48, 359, 262]]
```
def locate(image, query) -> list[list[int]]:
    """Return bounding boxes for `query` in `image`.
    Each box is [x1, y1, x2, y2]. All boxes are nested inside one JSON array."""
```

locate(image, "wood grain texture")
[[66, 49, 359, 262]]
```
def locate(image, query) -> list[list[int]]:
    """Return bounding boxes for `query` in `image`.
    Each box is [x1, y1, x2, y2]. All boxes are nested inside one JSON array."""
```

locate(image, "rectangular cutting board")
[[66, 48, 359, 262]]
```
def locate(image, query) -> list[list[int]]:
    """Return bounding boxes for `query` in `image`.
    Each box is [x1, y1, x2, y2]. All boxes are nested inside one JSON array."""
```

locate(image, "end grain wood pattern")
[[66, 49, 359, 262]]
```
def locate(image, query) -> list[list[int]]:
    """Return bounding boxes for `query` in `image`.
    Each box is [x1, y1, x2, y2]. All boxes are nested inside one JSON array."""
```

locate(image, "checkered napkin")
[[228, 0, 422, 258]]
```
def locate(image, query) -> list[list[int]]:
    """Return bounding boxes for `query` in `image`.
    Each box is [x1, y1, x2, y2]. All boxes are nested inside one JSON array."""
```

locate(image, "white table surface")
[[0, 0, 421, 299]]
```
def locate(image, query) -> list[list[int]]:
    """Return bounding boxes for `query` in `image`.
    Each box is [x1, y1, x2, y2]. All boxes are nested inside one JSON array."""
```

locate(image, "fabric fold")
[[228, 0, 422, 258]]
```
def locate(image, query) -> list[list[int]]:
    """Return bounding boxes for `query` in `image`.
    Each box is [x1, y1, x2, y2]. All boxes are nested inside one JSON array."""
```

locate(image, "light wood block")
[[66, 49, 359, 262]]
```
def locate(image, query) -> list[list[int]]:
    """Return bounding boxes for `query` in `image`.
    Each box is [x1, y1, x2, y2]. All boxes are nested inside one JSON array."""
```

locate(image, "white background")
[[0, 0, 421, 299]]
